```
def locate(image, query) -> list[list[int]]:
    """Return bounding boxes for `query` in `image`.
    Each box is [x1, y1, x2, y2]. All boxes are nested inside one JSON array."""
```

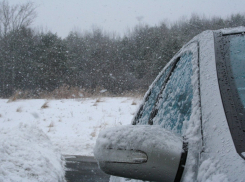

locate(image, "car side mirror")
[[94, 125, 188, 182]]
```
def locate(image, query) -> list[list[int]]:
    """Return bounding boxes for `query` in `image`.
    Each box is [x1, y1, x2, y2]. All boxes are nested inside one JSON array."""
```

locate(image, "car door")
[[102, 42, 202, 182], [132, 41, 202, 181]]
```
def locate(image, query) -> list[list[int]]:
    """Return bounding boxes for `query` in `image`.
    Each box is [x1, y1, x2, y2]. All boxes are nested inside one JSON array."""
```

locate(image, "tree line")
[[1, 0, 245, 98]]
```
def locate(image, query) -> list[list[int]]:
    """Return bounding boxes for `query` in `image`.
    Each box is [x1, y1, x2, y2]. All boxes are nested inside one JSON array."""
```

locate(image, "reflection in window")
[[230, 36, 245, 107], [153, 53, 193, 135]]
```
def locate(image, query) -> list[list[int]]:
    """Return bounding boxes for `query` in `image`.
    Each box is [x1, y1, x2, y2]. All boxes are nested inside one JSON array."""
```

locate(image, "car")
[[94, 26, 245, 182]]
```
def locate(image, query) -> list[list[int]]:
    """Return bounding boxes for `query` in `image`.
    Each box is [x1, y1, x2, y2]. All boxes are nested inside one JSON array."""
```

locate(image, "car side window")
[[229, 36, 245, 107], [152, 53, 193, 135], [134, 63, 174, 125]]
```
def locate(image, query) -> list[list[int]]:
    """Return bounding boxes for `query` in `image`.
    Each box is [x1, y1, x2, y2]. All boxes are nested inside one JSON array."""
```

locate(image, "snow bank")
[[0, 124, 66, 182]]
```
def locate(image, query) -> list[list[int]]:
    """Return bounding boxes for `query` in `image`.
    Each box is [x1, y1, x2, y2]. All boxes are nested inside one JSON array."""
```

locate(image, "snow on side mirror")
[[94, 125, 187, 182]]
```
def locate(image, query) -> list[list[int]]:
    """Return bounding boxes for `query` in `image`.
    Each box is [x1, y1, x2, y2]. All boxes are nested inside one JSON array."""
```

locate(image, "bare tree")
[[0, 0, 37, 37], [0, 0, 36, 97]]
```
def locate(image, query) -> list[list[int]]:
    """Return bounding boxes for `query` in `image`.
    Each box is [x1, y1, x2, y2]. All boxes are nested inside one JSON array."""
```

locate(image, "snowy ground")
[[0, 97, 141, 155], [0, 97, 141, 181], [0, 124, 66, 182]]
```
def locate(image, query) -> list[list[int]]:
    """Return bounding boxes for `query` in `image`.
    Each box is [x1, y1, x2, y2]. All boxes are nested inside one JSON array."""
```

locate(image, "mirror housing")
[[94, 125, 187, 182]]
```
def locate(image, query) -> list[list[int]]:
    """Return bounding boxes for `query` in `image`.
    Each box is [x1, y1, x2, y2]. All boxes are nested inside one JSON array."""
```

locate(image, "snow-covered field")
[[0, 97, 141, 182]]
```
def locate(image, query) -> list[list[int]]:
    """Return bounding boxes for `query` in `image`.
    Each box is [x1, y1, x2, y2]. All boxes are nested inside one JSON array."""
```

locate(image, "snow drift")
[[0, 124, 66, 182]]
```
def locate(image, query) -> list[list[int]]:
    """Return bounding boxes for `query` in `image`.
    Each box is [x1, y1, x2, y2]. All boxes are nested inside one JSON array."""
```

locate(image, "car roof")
[[217, 26, 245, 35]]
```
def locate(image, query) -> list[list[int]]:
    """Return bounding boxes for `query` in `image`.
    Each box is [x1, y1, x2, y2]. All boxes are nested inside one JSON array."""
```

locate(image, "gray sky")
[[9, 0, 245, 38]]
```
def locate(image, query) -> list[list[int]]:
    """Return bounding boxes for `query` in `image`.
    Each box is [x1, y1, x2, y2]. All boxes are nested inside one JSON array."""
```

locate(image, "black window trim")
[[214, 31, 245, 159]]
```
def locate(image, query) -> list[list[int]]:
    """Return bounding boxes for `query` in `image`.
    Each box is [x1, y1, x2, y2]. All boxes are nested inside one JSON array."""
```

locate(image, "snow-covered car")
[[94, 27, 245, 182]]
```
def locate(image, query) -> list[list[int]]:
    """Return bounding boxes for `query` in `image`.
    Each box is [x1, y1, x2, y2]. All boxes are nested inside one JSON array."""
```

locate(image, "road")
[[65, 155, 110, 182]]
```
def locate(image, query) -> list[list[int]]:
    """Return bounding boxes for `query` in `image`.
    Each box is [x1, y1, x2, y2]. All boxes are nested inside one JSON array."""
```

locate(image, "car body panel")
[[197, 28, 245, 182], [95, 27, 245, 182]]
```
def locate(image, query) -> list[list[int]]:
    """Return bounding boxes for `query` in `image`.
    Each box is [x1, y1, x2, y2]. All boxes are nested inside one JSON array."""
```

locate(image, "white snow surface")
[[0, 124, 66, 182], [197, 159, 228, 182], [0, 97, 140, 155], [220, 26, 245, 35], [94, 125, 182, 159], [0, 97, 141, 182], [95, 125, 182, 150]]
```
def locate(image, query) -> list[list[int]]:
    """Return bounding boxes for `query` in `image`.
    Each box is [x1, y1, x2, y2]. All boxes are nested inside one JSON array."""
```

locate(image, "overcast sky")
[[9, 0, 245, 38]]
